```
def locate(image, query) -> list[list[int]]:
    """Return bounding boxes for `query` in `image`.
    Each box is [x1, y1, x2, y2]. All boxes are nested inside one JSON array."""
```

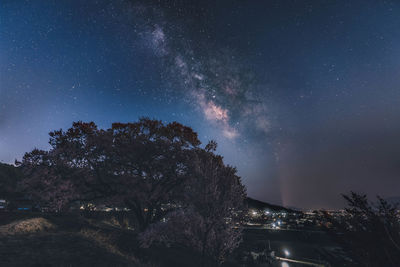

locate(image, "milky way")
[[122, 2, 270, 141]]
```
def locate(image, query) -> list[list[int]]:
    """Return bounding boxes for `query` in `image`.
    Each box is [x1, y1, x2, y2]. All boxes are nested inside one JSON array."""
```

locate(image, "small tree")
[[140, 141, 247, 265], [322, 192, 400, 266]]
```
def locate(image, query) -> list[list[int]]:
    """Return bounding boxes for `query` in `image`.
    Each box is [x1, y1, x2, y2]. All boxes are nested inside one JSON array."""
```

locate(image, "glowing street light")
[[283, 249, 290, 257]]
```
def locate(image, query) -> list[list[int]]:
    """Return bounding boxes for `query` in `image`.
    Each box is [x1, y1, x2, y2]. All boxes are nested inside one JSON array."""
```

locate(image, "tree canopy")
[[18, 119, 201, 227]]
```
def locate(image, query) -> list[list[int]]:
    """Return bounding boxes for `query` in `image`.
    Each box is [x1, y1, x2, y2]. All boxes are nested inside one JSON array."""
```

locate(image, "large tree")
[[18, 119, 247, 263], [18, 118, 200, 230]]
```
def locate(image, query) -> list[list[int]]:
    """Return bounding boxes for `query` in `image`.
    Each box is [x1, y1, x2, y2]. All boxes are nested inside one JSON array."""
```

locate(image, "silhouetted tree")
[[140, 141, 247, 266], [18, 118, 200, 230], [322, 192, 400, 266]]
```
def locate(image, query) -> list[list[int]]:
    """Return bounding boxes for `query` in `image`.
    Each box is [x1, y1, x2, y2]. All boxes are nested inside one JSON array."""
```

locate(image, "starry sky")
[[1, 0, 400, 209]]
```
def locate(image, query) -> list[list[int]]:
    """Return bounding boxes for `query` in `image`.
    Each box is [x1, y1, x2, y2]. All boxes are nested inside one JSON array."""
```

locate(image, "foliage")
[[322, 192, 400, 266], [140, 142, 247, 265]]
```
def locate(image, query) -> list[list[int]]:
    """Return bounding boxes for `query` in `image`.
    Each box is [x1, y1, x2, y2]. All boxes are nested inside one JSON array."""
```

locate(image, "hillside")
[[245, 197, 298, 213]]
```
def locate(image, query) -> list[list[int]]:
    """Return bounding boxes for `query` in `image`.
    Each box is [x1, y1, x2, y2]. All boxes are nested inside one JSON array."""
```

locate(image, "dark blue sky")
[[1, 0, 400, 209]]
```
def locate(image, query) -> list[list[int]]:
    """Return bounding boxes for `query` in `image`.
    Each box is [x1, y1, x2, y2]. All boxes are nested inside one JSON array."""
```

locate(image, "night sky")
[[1, 0, 400, 209]]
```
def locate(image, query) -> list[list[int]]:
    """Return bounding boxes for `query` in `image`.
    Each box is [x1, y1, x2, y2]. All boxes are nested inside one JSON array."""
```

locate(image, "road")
[[275, 256, 326, 267]]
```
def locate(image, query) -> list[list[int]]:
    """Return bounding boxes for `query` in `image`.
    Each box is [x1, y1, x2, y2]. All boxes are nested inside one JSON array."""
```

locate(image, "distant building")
[[0, 199, 7, 210]]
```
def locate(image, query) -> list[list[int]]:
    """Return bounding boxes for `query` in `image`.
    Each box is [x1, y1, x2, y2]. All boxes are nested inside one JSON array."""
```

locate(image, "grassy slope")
[[0, 212, 142, 267], [0, 212, 239, 267]]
